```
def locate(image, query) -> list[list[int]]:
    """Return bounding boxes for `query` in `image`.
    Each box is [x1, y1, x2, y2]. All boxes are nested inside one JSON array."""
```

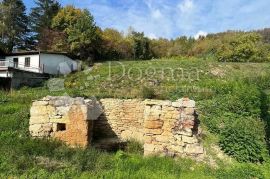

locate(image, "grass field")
[[0, 57, 270, 178]]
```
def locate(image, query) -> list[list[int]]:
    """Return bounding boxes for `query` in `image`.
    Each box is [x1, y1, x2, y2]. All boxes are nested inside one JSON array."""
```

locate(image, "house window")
[[25, 57, 30, 67], [13, 58, 18, 68]]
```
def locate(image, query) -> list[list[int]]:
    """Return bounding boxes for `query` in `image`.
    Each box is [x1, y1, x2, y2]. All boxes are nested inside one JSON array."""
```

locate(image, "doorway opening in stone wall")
[[0, 77, 11, 90], [92, 114, 127, 152]]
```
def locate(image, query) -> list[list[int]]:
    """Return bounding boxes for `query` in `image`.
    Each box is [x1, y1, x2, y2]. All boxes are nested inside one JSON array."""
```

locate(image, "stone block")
[[181, 120, 195, 129], [144, 99, 161, 105], [32, 101, 49, 106], [144, 129, 163, 135], [177, 129, 193, 137], [184, 144, 204, 154], [172, 102, 181, 108], [170, 145, 184, 153], [47, 105, 56, 116], [144, 143, 155, 152], [155, 135, 170, 143], [29, 116, 50, 125], [182, 136, 198, 144], [29, 124, 42, 133], [30, 106, 48, 116], [183, 100, 195, 108], [184, 108, 195, 115], [49, 116, 69, 123], [29, 123, 53, 137], [144, 120, 164, 129], [161, 100, 172, 106], [144, 136, 153, 144], [56, 106, 70, 116]]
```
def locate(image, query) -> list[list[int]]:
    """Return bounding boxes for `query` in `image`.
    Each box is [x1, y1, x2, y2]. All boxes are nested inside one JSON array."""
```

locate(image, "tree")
[[168, 36, 195, 57], [0, 0, 28, 52], [29, 0, 60, 48], [100, 28, 132, 59], [52, 6, 100, 61], [130, 31, 152, 60], [217, 33, 270, 62]]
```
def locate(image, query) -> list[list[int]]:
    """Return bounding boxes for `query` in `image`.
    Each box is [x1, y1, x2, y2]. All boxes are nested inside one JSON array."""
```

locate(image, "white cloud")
[[79, 0, 270, 39], [151, 9, 162, 19], [147, 33, 158, 39], [178, 0, 194, 13], [194, 30, 207, 39]]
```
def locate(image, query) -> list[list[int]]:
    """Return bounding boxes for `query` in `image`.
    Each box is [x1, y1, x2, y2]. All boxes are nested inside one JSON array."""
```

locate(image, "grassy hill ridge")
[[0, 57, 270, 178]]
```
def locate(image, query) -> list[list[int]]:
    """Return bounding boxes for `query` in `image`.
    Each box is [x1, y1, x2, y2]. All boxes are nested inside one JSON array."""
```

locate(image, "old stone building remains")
[[29, 96, 204, 157]]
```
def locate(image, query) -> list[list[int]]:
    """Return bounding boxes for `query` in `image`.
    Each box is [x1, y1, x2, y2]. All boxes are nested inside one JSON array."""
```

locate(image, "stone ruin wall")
[[29, 96, 204, 158], [94, 99, 145, 143], [29, 97, 100, 147]]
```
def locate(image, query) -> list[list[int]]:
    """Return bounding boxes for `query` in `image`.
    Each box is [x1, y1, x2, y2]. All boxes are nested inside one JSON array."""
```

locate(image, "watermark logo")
[[47, 61, 210, 94]]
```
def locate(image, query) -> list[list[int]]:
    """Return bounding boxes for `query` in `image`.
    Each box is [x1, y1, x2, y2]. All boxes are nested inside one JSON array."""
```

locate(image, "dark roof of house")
[[5, 51, 70, 56]]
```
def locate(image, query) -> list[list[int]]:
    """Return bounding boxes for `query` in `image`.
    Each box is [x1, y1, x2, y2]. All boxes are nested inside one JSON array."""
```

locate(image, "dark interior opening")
[[57, 123, 66, 131], [0, 77, 11, 91]]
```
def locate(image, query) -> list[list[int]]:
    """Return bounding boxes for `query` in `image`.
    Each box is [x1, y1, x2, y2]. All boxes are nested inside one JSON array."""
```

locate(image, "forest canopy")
[[1, 0, 270, 62]]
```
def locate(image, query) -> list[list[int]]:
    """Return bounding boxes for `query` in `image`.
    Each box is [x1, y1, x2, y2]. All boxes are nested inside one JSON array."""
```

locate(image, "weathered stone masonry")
[[29, 96, 204, 157]]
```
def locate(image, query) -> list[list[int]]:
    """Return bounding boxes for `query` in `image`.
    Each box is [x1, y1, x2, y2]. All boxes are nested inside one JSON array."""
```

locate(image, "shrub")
[[217, 32, 270, 62], [219, 117, 267, 162], [141, 86, 156, 99]]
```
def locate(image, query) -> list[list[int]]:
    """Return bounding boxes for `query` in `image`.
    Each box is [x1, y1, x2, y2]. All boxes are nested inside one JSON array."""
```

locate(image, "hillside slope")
[[1, 57, 270, 178]]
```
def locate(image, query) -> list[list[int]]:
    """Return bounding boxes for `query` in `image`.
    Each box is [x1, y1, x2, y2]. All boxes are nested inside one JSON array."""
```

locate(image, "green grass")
[[0, 57, 270, 178]]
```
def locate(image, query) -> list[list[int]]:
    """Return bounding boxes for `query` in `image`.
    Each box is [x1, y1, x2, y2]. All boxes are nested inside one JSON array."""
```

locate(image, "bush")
[[141, 86, 156, 99], [219, 117, 267, 162], [217, 32, 270, 62], [199, 80, 268, 162]]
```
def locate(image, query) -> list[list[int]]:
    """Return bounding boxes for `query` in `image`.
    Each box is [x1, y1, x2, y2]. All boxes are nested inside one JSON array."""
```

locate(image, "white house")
[[0, 51, 78, 89], [0, 51, 78, 76]]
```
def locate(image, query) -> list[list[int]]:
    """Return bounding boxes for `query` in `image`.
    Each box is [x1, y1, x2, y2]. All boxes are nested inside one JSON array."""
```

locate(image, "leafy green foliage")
[[51, 6, 100, 61], [219, 116, 267, 162], [29, 0, 60, 46], [217, 33, 270, 62], [131, 31, 152, 60], [141, 86, 156, 99], [199, 82, 268, 162], [0, 0, 29, 52]]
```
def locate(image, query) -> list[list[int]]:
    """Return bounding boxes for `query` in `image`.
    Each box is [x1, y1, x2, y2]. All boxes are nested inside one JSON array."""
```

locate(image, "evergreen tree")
[[131, 31, 151, 60], [0, 0, 28, 52], [29, 0, 60, 48]]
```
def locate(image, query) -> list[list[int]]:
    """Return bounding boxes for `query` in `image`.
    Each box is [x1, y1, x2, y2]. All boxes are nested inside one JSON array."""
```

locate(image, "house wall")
[[5, 54, 40, 73], [10, 69, 49, 88], [0, 71, 10, 78], [40, 54, 78, 75]]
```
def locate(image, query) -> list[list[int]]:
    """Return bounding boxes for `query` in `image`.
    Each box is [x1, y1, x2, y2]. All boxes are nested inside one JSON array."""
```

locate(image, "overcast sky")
[[24, 0, 270, 39]]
